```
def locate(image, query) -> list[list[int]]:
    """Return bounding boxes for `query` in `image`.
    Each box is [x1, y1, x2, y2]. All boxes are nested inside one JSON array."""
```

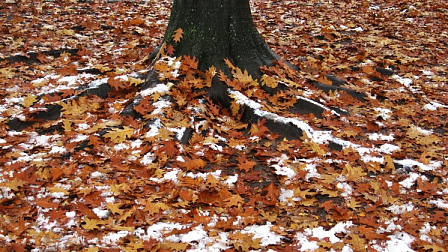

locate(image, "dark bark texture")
[[162, 0, 279, 76]]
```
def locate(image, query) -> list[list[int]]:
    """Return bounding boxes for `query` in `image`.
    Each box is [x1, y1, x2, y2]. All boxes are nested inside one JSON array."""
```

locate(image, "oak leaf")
[[23, 95, 38, 108], [261, 74, 278, 88], [182, 157, 206, 170], [104, 126, 134, 143], [238, 158, 257, 172], [172, 28, 183, 43], [82, 217, 108, 230]]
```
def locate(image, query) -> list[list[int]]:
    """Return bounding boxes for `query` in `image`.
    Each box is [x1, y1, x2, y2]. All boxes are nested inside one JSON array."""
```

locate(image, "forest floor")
[[0, 0, 447, 251]]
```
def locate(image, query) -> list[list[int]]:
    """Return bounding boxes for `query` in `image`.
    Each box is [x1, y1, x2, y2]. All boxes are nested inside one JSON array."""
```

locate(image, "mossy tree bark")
[[160, 0, 279, 77]]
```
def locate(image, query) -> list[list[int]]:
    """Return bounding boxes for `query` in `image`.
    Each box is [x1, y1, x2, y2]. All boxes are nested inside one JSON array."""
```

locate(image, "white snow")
[[423, 101, 448, 111], [242, 222, 283, 246], [368, 133, 394, 141], [307, 221, 353, 243], [428, 199, 448, 209], [140, 83, 172, 97], [93, 207, 110, 219], [387, 202, 414, 214], [373, 232, 415, 252], [101, 231, 130, 245], [272, 164, 296, 179], [279, 188, 295, 202]]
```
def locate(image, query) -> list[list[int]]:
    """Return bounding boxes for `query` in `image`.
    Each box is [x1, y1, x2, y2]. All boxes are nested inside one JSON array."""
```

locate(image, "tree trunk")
[[161, 0, 279, 77]]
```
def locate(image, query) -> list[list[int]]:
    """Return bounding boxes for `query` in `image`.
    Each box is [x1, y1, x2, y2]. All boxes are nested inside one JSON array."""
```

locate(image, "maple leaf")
[[104, 126, 134, 143], [172, 28, 183, 43]]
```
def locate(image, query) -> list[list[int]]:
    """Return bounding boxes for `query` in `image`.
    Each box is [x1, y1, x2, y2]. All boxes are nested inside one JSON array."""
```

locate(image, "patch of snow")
[[101, 230, 130, 245], [93, 207, 110, 219], [429, 199, 448, 209], [150, 169, 180, 184], [419, 223, 435, 242], [395, 159, 441, 171], [144, 222, 189, 240], [295, 232, 319, 251], [373, 232, 414, 252], [411, 125, 432, 135], [140, 83, 172, 97], [131, 139, 142, 149], [374, 108, 392, 120], [91, 171, 106, 179], [65, 211, 76, 218], [145, 118, 162, 138], [399, 172, 420, 189], [179, 225, 207, 243], [49, 146, 66, 154], [350, 27, 364, 32], [70, 134, 89, 143], [379, 143, 400, 154], [304, 162, 320, 181], [387, 202, 414, 214], [368, 133, 394, 141], [279, 188, 294, 202], [0, 186, 15, 199], [308, 221, 353, 243], [337, 182, 353, 197], [223, 174, 238, 186], [242, 222, 283, 246], [141, 152, 155, 165], [152, 99, 172, 115], [423, 101, 448, 110], [272, 165, 296, 179], [113, 143, 129, 151]]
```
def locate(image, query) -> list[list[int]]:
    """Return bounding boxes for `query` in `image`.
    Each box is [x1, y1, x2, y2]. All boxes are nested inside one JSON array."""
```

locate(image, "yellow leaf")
[[422, 244, 446, 252], [63, 119, 72, 132], [104, 126, 134, 143], [343, 164, 366, 181], [82, 217, 108, 230], [49, 186, 69, 196], [2, 179, 27, 191], [383, 155, 395, 173], [106, 203, 125, 215], [129, 76, 144, 86], [261, 74, 278, 88], [233, 68, 256, 86], [57, 29, 75, 36], [23, 95, 38, 108]]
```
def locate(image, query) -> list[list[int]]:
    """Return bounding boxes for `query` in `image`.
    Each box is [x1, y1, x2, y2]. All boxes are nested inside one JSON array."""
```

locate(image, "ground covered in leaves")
[[1, 0, 447, 251]]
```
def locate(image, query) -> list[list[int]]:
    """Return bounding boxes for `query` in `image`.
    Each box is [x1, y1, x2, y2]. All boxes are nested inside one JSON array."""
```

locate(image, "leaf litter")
[[0, 0, 447, 251]]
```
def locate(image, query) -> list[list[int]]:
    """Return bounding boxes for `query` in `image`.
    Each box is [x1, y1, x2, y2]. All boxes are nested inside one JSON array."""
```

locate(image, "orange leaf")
[[182, 55, 198, 70], [172, 28, 183, 43], [238, 159, 257, 172], [182, 157, 206, 171]]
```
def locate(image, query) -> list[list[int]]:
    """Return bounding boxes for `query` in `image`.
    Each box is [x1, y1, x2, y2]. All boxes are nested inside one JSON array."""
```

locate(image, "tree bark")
[[161, 0, 279, 77]]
